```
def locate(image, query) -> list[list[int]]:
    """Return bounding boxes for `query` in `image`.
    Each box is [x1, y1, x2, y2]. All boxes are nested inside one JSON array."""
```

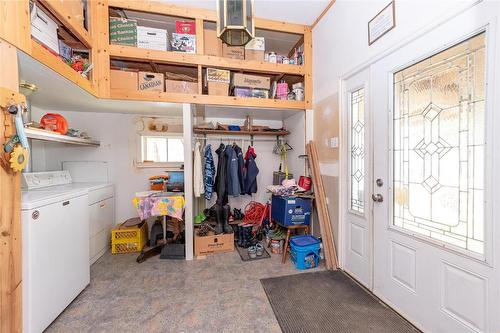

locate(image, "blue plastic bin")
[[271, 195, 312, 226], [289, 235, 320, 270]]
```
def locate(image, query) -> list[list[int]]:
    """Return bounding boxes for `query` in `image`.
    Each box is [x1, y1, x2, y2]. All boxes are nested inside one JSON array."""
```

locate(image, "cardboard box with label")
[[137, 26, 169, 51], [245, 37, 265, 61], [165, 80, 198, 94], [138, 72, 165, 92], [232, 73, 271, 90], [110, 69, 138, 91], [203, 29, 223, 57], [222, 44, 245, 60], [109, 17, 137, 46], [194, 232, 234, 256], [206, 68, 230, 96]]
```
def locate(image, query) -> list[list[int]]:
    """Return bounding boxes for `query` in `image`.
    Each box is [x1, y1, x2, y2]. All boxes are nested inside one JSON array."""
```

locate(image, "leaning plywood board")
[[307, 141, 339, 270]]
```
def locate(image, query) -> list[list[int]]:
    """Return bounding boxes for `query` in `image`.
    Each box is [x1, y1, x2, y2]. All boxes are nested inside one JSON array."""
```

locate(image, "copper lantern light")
[[217, 0, 255, 46]]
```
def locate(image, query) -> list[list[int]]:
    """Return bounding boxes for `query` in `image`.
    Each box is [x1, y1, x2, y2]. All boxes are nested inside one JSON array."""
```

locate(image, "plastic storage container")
[[289, 235, 320, 270], [111, 221, 148, 254], [271, 195, 312, 226]]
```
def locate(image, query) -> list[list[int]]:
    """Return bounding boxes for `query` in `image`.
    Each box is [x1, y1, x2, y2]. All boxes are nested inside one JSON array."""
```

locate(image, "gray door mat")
[[261, 271, 420, 333], [236, 242, 271, 262]]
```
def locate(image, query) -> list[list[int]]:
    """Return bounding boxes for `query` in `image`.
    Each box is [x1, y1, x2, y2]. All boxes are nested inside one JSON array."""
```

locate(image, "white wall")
[[30, 107, 183, 223], [195, 114, 305, 214]]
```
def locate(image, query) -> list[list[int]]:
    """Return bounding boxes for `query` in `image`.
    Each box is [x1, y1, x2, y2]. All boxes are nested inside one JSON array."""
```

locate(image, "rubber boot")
[[222, 204, 233, 234], [237, 224, 244, 247], [214, 204, 224, 235]]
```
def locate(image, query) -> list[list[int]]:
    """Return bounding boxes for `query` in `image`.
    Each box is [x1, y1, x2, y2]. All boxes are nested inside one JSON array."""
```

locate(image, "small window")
[[139, 135, 184, 166]]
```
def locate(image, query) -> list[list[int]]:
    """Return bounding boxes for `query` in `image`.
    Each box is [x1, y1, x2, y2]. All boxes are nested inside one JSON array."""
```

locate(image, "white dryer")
[[22, 171, 90, 333]]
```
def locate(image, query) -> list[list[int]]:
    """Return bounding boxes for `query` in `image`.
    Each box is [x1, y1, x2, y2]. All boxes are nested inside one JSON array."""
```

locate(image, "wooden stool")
[[281, 224, 309, 263]]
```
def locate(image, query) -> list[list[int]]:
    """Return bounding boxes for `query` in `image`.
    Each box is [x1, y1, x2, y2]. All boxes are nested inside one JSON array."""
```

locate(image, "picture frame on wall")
[[368, 1, 396, 45]]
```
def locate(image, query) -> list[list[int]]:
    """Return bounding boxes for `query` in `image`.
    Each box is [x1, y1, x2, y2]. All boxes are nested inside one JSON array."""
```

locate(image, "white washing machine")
[[22, 171, 90, 333]]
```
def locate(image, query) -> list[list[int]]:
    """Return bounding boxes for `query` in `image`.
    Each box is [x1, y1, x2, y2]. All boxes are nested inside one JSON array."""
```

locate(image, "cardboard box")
[[138, 72, 165, 92], [171, 33, 196, 53], [194, 232, 234, 256], [137, 26, 169, 51], [203, 29, 223, 57], [176, 21, 196, 34], [208, 82, 229, 96], [206, 68, 230, 96], [245, 37, 265, 60], [165, 80, 198, 94], [31, 4, 59, 54], [232, 73, 271, 90], [222, 44, 244, 60], [110, 69, 138, 91], [109, 17, 137, 46]]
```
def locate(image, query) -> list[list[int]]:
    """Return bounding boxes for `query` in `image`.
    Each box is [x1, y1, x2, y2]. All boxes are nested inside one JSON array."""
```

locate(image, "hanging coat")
[[203, 144, 215, 200], [194, 141, 204, 197], [215, 143, 228, 205], [244, 146, 259, 195], [234, 145, 245, 194], [225, 145, 240, 197]]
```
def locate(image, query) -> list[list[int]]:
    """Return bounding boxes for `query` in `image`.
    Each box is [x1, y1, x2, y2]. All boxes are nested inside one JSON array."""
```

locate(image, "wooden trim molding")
[[0, 39, 22, 333], [311, 0, 336, 30]]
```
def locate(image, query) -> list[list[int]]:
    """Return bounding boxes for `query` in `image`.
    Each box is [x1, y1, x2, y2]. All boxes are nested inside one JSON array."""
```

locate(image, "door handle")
[[372, 194, 383, 202]]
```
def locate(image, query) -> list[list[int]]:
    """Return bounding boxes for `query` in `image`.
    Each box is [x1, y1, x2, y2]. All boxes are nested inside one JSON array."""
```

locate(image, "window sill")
[[135, 162, 183, 170]]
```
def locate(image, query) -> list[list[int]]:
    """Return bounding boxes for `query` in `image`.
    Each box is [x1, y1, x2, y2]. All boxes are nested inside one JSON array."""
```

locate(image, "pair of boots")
[[214, 204, 233, 235], [237, 224, 255, 248]]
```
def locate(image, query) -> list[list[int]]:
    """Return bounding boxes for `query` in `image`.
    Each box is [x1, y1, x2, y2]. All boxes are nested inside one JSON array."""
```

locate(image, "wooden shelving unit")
[[2, 0, 312, 109], [109, 89, 306, 109], [108, 44, 305, 76], [193, 128, 290, 136]]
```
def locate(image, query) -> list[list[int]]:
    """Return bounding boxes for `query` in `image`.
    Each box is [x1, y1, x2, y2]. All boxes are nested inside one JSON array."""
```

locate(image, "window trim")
[[135, 132, 184, 169]]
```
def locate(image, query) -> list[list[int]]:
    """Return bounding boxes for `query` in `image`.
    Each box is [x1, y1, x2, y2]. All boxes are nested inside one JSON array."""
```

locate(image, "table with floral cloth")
[[133, 194, 185, 221]]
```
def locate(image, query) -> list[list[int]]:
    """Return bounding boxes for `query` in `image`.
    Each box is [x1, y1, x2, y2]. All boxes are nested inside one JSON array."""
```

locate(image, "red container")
[[298, 176, 312, 191], [175, 21, 196, 34]]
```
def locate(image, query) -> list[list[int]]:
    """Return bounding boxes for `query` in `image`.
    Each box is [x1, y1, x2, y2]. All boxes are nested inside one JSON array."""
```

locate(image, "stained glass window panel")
[[393, 32, 486, 254], [350, 88, 365, 213]]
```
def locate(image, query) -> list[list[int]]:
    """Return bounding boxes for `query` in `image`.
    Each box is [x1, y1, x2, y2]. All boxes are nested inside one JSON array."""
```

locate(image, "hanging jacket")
[[234, 145, 245, 194], [203, 144, 215, 200], [244, 146, 259, 195], [194, 141, 204, 198], [225, 145, 240, 197], [215, 143, 228, 205]]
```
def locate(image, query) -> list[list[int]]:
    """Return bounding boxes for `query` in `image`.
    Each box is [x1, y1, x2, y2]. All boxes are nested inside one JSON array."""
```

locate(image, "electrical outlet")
[[330, 137, 338, 148]]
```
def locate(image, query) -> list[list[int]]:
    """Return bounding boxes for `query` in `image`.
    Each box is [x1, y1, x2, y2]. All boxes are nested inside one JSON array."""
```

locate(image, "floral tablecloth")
[[133, 195, 185, 220]]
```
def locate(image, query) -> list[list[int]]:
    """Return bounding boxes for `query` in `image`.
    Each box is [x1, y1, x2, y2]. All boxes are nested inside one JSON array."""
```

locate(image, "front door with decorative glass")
[[369, 3, 500, 332]]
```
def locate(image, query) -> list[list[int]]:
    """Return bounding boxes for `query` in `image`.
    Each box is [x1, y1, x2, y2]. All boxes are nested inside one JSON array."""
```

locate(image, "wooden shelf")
[[25, 128, 100, 147], [109, 45, 304, 76], [109, 89, 305, 110], [39, 0, 92, 48], [30, 40, 96, 96], [193, 129, 290, 136]]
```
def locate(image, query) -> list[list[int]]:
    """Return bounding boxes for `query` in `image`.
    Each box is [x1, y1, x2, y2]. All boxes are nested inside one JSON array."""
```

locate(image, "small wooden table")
[[280, 224, 310, 264]]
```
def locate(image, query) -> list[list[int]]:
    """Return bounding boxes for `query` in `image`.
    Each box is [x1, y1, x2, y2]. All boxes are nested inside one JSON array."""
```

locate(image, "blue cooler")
[[271, 195, 312, 226], [289, 235, 321, 270]]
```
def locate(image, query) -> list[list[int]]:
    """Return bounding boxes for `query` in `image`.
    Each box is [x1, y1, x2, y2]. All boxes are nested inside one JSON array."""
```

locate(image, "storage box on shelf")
[[206, 68, 230, 96], [137, 26, 169, 51], [110, 68, 138, 91]]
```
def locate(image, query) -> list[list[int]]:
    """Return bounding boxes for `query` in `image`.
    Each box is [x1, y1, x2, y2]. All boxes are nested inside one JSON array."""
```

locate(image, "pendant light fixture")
[[217, 0, 255, 46]]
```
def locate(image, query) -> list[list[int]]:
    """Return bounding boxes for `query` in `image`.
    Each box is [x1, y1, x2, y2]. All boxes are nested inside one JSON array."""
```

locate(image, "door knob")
[[372, 194, 383, 202]]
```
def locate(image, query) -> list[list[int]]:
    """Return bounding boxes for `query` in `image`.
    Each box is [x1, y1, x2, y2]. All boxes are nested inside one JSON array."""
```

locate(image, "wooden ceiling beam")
[[311, 0, 336, 30]]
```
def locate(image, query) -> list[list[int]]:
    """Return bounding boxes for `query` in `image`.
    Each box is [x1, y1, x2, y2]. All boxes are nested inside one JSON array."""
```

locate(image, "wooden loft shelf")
[[38, 0, 92, 48], [30, 40, 96, 96], [194, 128, 290, 136], [109, 45, 305, 76], [109, 89, 306, 110]]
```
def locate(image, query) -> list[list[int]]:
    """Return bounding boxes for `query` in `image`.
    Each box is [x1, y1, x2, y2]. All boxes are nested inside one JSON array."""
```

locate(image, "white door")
[[370, 3, 500, 332], [342, 68, 372, 288]]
